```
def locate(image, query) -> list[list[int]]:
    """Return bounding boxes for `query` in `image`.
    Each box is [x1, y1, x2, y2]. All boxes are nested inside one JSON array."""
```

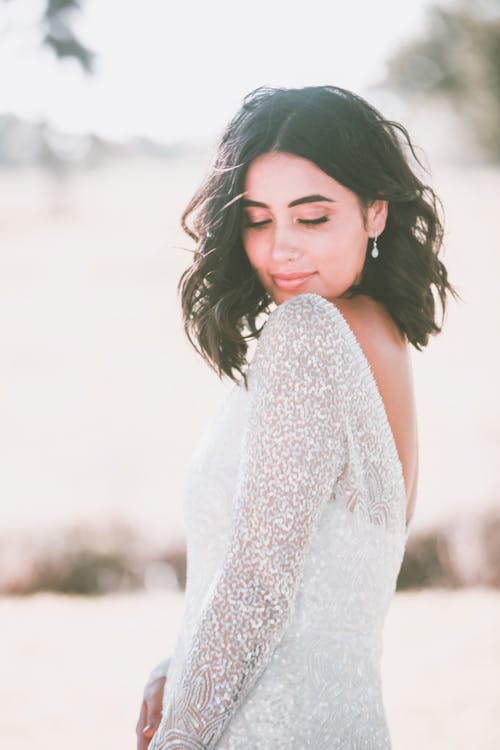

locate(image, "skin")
[[241, 151, 387, 304], [137, 151, 418, 744], [136, 675, 166, 749]]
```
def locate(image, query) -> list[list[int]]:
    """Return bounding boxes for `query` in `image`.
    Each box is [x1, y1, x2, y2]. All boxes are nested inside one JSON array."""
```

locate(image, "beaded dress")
[[147, 292, 411, 750]]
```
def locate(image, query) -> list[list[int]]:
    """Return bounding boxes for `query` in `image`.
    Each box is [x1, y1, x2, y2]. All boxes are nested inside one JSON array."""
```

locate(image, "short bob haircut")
[[178, 85, 459, 383]]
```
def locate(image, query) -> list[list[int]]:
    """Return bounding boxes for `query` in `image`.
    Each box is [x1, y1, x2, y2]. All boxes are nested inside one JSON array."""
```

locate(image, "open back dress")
[[148, 292, 411, 750]]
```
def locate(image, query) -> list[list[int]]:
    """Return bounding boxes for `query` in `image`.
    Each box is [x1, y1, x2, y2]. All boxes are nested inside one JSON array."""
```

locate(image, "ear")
[[366, 199, 388, 237]]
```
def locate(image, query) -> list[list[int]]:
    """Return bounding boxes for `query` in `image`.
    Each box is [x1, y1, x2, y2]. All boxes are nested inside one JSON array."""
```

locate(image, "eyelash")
[[244, 216, 330, 229]]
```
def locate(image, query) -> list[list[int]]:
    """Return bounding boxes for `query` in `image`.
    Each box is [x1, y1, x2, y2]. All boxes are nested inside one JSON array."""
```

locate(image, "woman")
[[136, 85, 458, 749]]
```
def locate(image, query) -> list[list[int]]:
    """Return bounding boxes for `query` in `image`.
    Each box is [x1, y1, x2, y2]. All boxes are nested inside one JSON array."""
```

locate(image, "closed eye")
[[243, 216, 330, 229], [299, 216, 329, 226], [243, 218, 271, 228]]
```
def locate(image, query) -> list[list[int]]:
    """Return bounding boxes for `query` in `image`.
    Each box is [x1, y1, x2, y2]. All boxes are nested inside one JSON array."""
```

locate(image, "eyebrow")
[[241, 194, 335, 208]]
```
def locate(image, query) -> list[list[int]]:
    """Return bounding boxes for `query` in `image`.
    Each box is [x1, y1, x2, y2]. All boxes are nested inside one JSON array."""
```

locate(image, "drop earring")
[[371, 235, 379, 259]]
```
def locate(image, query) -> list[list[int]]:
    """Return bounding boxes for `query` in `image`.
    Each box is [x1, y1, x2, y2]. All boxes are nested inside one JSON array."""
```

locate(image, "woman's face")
[[241, 151, 387, 305]]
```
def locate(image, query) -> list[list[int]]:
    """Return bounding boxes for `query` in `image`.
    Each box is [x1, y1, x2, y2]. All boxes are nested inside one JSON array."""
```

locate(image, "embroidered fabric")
[[149, 293, 409, 750]]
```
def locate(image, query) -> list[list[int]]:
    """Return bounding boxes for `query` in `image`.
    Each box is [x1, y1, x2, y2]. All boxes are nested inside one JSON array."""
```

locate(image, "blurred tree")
[[382, 0, 500, 160], [42, 0, 94, 72], [2, 0, 95, 72]]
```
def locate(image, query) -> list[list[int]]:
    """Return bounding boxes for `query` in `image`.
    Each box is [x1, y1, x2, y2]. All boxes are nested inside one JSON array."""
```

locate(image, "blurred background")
[[1, 0, 499, 748]]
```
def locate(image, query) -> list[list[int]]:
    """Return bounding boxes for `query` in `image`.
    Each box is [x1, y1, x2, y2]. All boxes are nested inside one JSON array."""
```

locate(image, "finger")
[[142, 721, 161, 750], [138, 728, 149, 750], [145, 705, 162, 732], [136, 699, 147, 736], [143, 723, 159, 738], [136, 700, 151, 750], [144, 677, 166, 729], [140, 676, 166, 749]]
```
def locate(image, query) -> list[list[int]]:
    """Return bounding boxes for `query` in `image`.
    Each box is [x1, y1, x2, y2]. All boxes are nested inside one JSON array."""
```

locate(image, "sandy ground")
[[1, 587, 499, 750]]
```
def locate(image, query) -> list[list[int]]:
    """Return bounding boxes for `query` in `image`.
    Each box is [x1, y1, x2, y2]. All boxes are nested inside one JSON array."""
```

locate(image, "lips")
[[271, 272, 316, 290]]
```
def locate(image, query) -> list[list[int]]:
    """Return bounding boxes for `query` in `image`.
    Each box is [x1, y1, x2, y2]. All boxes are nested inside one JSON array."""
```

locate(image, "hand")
[[136, 674, 166, 750]]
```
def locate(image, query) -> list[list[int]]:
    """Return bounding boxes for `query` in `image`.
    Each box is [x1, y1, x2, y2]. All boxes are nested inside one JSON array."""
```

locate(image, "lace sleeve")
[[150, 294, 350, 750], [145, 657, 171, 689]]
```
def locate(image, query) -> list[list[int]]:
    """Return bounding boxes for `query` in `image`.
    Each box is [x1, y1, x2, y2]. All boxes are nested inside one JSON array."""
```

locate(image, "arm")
[[151, 294, 349, 750]]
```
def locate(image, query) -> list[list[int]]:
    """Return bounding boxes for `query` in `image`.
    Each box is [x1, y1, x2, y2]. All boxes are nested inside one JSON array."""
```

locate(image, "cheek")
[[325, 216, 366, 254], [312, 228, 344, 262], [312, 224, 366, 274], [242, 234, 265, 270]]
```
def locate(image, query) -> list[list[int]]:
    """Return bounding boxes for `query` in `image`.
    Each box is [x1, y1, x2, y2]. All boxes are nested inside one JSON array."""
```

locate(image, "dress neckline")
[[298, 293, 410, 532]]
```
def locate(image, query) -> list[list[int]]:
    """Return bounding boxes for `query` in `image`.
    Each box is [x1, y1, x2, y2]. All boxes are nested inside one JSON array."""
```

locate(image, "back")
[[333, 294, 418, 527]]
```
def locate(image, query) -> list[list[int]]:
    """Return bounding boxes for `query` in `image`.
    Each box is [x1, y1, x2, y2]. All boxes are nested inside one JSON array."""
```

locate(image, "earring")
[[371, 235, 379, 259]]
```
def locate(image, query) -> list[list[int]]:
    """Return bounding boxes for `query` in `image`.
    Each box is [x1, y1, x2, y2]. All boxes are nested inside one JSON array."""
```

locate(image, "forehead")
[[244, 151, 345, 201]]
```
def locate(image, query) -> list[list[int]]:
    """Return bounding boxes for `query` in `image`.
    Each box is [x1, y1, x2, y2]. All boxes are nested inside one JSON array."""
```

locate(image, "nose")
[[270, 221, 300, 263]]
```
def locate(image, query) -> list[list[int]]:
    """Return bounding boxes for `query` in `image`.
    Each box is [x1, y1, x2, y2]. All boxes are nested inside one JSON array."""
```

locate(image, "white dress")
[[148, 292, 411, 750]]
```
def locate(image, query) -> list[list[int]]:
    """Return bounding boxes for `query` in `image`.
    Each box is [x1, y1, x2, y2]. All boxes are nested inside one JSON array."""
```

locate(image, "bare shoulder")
[[331, 294, 408, 365]]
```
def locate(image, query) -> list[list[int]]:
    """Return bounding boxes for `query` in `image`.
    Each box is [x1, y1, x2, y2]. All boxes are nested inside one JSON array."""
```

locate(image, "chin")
[[271, 288, 305, 305], [269, 280, 320, 305]]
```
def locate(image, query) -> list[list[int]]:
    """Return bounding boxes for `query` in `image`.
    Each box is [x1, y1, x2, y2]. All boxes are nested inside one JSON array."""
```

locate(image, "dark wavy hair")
[[177, 85, 460, 382]]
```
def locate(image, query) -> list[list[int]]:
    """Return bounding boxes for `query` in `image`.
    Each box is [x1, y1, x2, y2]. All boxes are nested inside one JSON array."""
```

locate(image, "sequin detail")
[[149, 293, 408, 750]]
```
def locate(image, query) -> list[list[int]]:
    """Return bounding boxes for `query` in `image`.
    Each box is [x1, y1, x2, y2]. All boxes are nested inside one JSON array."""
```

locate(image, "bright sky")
[[0, 0, 434, 144]]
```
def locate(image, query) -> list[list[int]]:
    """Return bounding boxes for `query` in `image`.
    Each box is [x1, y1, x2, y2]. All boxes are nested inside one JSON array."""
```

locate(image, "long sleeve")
[[145, 657, 171, 689], [150, 294, 350, 750]]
